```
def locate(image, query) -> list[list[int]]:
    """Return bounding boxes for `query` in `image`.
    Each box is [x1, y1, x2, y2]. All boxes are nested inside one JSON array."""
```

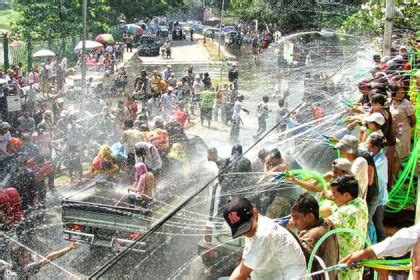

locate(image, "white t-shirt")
[[106, 45, 114, 53], [232, 100, 242, 121], [193, 80, 204, 95], [372, 224, 420, 258], [243, 215, 306, 280], [351, 157, 369, 199], [22, 86, 38, 103], [60, 57, 68, 70], [0, 131, 11, 153]]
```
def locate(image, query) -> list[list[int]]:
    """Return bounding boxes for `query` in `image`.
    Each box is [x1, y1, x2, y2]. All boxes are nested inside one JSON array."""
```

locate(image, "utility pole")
[[81, 0, 87, 92], [25, 31, 32, 73], [2, 31, 9, 70], [383, 0, 394, 57], [217, 0, 225, 60]]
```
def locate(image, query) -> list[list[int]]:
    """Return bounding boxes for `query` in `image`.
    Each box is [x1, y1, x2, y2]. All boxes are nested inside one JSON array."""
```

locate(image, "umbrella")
[[95, 34, 115, 44], [122, 24, 143, 35], [33, 49, 56, 57], [74, 40, 103, 52]]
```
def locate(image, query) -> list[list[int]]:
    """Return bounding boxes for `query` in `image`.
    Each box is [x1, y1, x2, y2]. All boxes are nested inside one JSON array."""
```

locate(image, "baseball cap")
[[364, 112, 385, 126], [223, 197, 254, 239], [0, 122, 11, 130], [335, 135, 359, 155], [332, 158, 352, 174]]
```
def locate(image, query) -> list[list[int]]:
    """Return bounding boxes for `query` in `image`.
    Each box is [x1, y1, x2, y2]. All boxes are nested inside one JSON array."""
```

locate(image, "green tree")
[[109, 0, 186, 22], [342, 0, 418, 36], [12, 0, 117, 41], [226, 0, 353, 33]]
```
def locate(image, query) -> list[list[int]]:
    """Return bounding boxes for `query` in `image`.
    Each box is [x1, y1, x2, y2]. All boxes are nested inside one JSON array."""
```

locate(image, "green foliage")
[[0, 9, 21, 30], [216, 0, 416, 36], [12, 0, 118, 41], [11, 0, 187, 41], [227, 0, 355, 33], [312, 5, 359, 30], [342, 0, 418, 35], [110, 0, 185, 22]]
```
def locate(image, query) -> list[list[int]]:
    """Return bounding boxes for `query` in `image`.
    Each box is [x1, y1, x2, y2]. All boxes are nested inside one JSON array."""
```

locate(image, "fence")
[[5, 24, 122, 70]]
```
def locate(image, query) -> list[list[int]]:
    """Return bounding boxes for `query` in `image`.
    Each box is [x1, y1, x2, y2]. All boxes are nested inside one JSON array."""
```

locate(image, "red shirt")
[[172, 109, 188, 127], [124, 100, 138, 119], [0, 188, 23, 226], [313, 106, 325, 119]]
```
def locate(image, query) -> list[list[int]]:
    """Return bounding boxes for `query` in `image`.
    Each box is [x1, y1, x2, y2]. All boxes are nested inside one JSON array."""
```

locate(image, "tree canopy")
[[211, 0, 417, 35], [11, 0, 186, 41]]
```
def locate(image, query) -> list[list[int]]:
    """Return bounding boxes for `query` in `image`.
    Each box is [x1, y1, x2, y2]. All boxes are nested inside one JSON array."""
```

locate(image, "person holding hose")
[[340, 224, 419, 280]]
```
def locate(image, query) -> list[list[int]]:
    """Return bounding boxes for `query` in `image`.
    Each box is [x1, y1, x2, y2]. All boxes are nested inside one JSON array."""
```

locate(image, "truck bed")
[[62, 180, 158, 249]]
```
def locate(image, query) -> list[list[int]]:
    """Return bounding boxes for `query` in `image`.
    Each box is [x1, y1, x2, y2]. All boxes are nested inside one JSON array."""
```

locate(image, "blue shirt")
[[373, 150, 388, 206]]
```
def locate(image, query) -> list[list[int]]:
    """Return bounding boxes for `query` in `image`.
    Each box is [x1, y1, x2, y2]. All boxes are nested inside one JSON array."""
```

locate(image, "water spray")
[[88, 101, 305, 279]]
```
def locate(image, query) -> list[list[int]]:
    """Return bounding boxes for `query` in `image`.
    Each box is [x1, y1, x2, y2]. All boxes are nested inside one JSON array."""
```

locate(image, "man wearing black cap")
[[223, 197, 306, 280]]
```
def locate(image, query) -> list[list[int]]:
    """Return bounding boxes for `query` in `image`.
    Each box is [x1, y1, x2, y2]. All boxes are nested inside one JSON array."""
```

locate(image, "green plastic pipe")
[[361, 258, 411, 265], [306, 227, 377, 280], [286, 169, 328, 190], [386, 140, 418, 212]]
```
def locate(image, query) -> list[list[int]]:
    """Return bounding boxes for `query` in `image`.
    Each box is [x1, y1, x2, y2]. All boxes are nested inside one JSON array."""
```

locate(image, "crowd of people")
[[76, 41, 125, 74], [0, 17, 418, 280], [0, 49, 249, 228], [221, 37, 419, 280]]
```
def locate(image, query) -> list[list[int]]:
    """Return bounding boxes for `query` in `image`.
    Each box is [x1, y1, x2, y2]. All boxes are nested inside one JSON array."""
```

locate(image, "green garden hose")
[[386, 136, 418, 212], [306, 227, 377, 280], [286, 169, 328, 191]]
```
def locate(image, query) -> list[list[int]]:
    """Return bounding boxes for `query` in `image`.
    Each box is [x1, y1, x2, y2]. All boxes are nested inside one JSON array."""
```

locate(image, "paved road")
[[138, 36, 212, 65]]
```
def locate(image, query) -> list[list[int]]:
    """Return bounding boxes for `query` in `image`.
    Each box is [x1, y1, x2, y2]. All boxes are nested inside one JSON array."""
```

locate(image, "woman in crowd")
[[389, 81, 416, 178], [128, 162, 155, 208], [91, 145, 119, 178]]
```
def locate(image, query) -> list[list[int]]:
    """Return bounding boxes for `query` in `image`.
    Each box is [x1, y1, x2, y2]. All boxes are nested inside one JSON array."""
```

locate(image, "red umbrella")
[[122, 24, 143, 35], [95, 34, 115, 44]]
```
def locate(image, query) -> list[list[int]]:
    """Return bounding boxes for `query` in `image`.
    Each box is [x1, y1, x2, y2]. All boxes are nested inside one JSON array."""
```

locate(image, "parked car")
[[145, 24, 159, 36], [224, 31, 242, 48], [203, 27, 221, 39], [136, 34, 160, 56], [187, 22, 205, 34], [222, 25, 236, 34], [158, 25, 169, 38]]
